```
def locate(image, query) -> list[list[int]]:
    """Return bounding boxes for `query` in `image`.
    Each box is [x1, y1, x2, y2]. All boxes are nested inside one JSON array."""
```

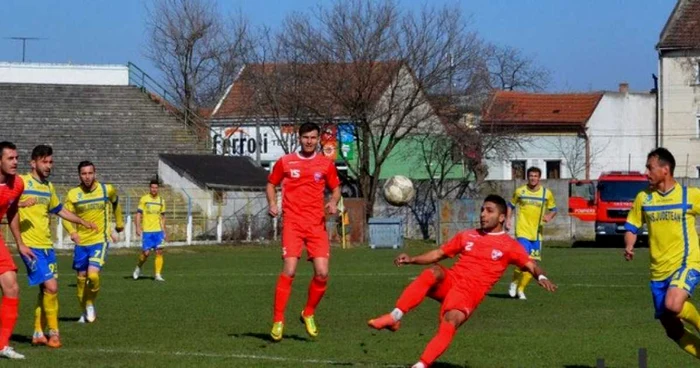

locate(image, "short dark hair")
[[31, 145, 53, 160], [299, 122, 321, 136], [648, 147, 676, 175], [78, 160, 95, 172], [484, 194, 508, 215], [150, 179, 159, 186], [0, 141, 17, 157], [526, 167, 541, 176]]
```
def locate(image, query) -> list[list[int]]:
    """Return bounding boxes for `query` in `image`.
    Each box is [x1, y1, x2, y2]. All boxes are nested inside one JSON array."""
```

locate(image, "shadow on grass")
[[10, 334, 32, 345], [486, 293, 514, 299], [58, 316, 81, 322], [122, 276, 155, 281], [229, 332, 309, 343]]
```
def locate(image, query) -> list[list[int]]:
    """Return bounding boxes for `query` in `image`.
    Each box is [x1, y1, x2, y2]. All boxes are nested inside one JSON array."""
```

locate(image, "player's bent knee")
[[43, 281, 58, 294], [661, 315, 685, 340], [428, 265, 445, 280], [2, 283, 19, 298], [442, 309, 467, 327]]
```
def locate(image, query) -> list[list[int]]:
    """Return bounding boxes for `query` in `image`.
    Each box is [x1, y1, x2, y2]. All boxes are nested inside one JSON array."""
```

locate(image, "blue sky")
[[0, 0, 676, 93]]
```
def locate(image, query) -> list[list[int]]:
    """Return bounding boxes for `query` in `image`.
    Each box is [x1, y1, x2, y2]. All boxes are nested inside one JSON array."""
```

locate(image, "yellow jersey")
[[63, 182, 124, 246], [510, 185, 557, 241], [625, 183, 700, 281], [137, 194, 165, 232], [18, 174, 62, 248]]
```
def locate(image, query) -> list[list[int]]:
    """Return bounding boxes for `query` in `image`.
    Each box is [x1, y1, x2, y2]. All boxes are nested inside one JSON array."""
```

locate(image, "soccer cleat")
[[77, 314, 86, 324], [367, 313, 401, 332], [85, 305, 96, 323], [154, 274, 165, 282], [270, 321, 284, 342], [133, 267, 141, 280], [46, 331, 62, 349], [411, 362, 427, 368], [31, 332, 47, 346], [518, 291, 527, 300], [508, 282, 517, 298], [0, 346, 25, 359], [300, 312, 319, 337]]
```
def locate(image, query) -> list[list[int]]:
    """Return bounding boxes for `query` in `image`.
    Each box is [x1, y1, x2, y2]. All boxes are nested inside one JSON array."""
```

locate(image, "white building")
[[657, 0, 700, 178], [0, 62, 129, 85], [481, 87, 656, 180]]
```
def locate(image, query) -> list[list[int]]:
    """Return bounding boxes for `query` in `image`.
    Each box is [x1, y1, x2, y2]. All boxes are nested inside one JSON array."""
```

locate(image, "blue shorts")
[[21, 248, 57, 286], [650, 267, 700, 319], [517, 238, 542, 260], [73, 243, 109, 271], [142, 231, 165, 251]]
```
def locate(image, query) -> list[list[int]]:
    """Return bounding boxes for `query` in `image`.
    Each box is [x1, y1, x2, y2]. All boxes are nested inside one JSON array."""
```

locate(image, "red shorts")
[[281, 221, 329, 260], [428, 265, 485, 318], [0, 242, 18, 275]]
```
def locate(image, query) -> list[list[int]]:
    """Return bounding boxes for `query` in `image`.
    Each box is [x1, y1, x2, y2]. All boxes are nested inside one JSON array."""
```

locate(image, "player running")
[[132, 179, 167, 281], [368, 194, 557, 368]]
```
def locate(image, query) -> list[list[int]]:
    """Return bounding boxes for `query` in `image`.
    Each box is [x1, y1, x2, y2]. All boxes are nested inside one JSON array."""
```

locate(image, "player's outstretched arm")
[[394, 249, 446, 266], [7, 204, 35, 260], [624, 231, 637, 261], [521, 261, 557, 292], [57, 208, 97, 231]]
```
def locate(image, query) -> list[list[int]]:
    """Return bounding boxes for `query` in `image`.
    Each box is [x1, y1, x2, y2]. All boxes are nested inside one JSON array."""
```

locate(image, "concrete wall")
[[0, 62, 129, 85], [660, 52, 700, 177], [587, 91, 656, 178]]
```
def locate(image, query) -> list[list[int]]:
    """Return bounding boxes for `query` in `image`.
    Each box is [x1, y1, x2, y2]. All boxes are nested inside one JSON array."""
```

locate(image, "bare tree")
[[488, 45, 551, 92], [549, 135, 608, 179], [269, 0, 488, 218], [145, 0, 250, 112]]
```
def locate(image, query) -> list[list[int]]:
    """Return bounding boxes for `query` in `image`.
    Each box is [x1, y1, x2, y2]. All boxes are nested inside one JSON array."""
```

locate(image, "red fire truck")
[[569, 171, 650, 244]]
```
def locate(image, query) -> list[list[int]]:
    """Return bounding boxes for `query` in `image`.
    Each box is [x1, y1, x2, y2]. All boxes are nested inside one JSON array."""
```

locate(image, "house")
[[480, 87, 656, 180], [207, 62, 463, 182], [657, 0, 700, 178]]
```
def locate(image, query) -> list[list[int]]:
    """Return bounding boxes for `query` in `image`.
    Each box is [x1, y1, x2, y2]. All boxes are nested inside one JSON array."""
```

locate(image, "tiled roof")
[[211, 61, 402, 120], [658, 0, 700, 50], [481, 90, 603, 126]]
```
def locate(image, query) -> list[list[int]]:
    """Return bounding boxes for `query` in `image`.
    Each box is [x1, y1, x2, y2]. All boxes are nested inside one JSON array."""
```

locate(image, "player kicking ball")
[[368, 195, 557, 368]]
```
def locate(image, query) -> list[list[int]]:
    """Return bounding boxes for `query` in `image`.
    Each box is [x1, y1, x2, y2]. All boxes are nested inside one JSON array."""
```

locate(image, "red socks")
[[419, 321, 457, 365], [273, 274, 294, 322], [0, 297, 18, 348], [396, 268, 437, 313], [303, 276, 328, 317]]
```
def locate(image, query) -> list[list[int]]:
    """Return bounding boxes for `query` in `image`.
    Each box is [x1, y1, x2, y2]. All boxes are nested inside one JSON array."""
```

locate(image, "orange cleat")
[[31, 333, 47, 346], [367, 313, 401, 332], [47, 331, 62, 349]]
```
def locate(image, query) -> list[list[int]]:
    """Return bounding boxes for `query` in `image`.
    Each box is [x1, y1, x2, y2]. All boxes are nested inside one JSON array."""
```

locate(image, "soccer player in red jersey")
[[266, 122, 341, 341], [368, 195, 557, 368], [0, 142, 34, 359]]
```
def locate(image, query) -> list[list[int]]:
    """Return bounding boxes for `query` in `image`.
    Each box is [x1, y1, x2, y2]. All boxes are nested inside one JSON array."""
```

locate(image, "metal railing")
[[126, 61, 216, 150]]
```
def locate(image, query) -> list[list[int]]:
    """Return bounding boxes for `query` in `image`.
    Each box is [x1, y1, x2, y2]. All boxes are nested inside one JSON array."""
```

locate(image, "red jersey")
[[268, 152, 340, 225], [0, 175, 24, 245], [441, 228, 529, 293]]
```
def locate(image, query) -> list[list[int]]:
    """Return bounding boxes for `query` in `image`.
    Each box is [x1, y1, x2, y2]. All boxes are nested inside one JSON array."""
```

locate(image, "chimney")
[[619, 82, 629, 94]]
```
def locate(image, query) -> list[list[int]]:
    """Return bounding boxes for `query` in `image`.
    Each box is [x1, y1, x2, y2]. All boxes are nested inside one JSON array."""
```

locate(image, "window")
[[546, 160, 561, 179], [511, 160, 526, 180], [697, 167, 700, 178]]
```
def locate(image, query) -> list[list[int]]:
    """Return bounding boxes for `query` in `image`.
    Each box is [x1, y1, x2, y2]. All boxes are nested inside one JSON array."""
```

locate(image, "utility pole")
[[5, 37, 44, 62]]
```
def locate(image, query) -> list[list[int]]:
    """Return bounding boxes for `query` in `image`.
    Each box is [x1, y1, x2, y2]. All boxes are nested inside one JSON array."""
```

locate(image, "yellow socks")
[[518, 271, 533, 293], [34, 291, 44, 333], [512, 269, 522, 284], [84, 272, 101, 306], [43, 292, 59, 332], [677, 328, 700, 359], [679, 301, 700, 330], [76, 276, 87, 310], [155, 254, 164, 275], [137, 253, 148, 268]]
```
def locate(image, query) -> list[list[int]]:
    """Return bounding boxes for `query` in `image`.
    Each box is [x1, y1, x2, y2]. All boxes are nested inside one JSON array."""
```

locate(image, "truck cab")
[[569, 171, 649, 244]]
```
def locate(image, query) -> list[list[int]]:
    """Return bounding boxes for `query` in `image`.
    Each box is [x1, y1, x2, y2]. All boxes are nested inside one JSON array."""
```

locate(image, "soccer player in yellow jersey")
[[625, 148, 700, 360], [62, 161, 124, 323], [17, 145, 96, 347], [132, 179, 167, 281], [506, 167, 557, 300]]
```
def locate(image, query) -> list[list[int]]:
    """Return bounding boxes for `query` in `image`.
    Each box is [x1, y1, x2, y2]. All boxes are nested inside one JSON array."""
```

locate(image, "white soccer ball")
[[383, 175, 415, 206]]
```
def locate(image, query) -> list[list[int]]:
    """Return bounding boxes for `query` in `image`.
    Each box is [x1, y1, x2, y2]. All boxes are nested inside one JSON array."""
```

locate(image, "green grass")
[[9, 243, 700, 367]]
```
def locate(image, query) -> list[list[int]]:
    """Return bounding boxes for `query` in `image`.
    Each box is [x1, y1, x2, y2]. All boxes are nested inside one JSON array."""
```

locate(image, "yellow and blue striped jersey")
[[63, 181, 124, 246], [137, 194, 165, 232], [625, 183, 700, 281], [18, 174, 62, 248], [509, 185, 557, 241]]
